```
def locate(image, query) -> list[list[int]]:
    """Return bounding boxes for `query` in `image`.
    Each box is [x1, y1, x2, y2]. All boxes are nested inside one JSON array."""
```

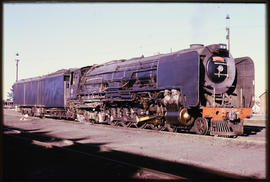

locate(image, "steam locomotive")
[[13, 43, 254, 136]]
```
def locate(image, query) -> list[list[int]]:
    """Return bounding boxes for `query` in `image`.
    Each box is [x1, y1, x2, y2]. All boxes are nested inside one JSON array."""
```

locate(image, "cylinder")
[[165, 108, 194, 126]]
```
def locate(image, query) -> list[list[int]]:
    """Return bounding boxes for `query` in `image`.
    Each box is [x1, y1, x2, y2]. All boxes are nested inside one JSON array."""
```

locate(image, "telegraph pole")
[[15, 52, 20, 82], [226, 14, 230, 51]]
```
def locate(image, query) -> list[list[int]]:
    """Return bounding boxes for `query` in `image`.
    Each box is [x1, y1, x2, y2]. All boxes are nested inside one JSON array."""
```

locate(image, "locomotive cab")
[[69, 70, 80, 99]]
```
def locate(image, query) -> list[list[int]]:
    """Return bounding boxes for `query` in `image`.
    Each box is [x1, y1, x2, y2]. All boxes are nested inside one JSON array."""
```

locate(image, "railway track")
[[3, 126, 246, 180], [8, 108, 266, 141]]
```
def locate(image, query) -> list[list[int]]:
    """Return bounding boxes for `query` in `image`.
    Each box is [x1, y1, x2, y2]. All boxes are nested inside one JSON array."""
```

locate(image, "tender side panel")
[[13, 80, 41, 106], [233, 57, 255, 108], [37, 79, 45, 106], [13, 83, 24, 105], [157, 51, 200, 107], [44, 75, 65, 107], [25, 81, 36, 105], [13, 75, 65, 108]]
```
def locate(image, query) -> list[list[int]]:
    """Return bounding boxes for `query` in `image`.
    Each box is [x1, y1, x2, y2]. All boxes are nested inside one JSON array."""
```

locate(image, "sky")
[[3, 3, 266, 100]]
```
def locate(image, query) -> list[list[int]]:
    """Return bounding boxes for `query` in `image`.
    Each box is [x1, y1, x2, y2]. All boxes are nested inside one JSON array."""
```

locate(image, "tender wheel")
[[194, 117, 208, 135]]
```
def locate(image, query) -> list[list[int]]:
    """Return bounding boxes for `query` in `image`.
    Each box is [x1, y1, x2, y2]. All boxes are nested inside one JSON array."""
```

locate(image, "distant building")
[[3, 99, 14, 109], [259, 90, 268, 114], [252, 101, 260, 114]]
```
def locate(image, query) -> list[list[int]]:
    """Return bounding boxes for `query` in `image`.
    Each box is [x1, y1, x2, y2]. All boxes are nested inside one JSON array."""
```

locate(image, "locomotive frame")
[[13, 43, 255, 137]]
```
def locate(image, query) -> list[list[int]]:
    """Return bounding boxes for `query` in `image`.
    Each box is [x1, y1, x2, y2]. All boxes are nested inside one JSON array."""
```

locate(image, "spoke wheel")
[[84, 112, 90, 123], [194, 117, 208, 135], [107, 119, 114, 125], [116, 121, 127, 127], [89, 119, 96, 124], [160, 122, 175, 132], [40, 113, 45, 119], [129, 123, 138, 128], [144, 124, 156, 130], [139, 123, 147, 129]]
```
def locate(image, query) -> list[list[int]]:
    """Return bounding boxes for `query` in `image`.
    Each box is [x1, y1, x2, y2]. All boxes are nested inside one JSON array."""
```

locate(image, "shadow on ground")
[[3, 125, 250, 180], [242, 126, 265, 137]]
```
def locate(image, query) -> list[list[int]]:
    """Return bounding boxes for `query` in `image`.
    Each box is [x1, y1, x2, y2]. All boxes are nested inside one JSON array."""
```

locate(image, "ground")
[[3, 109, 266, 179]]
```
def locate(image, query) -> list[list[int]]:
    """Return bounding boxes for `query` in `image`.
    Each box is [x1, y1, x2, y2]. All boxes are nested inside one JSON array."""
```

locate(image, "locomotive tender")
[[13, 43, 254, 136]]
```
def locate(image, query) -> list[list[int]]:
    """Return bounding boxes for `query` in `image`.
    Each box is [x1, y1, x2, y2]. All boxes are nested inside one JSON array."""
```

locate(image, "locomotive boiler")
[[13, 43, 254, 136]]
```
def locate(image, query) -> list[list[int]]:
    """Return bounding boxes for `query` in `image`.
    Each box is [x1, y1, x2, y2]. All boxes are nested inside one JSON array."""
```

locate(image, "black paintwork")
[[12, 44, 255, 113], [13, 71, 68, 108]]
